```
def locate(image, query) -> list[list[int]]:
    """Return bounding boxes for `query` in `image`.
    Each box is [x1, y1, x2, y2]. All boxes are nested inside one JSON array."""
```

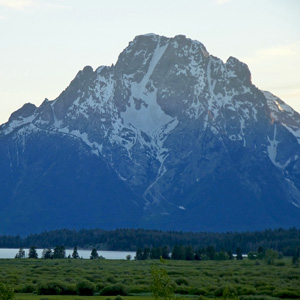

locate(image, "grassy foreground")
[[1, 258, 300, 299], [14, 296, 153, 300]]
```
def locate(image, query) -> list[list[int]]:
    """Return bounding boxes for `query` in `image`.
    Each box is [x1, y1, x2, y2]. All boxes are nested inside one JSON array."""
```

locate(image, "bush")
[[239, 296, 276, 300], [274, 289, 300, 299], [197, 296, 211, 300], [189, 287, 207, 296], [236, 286, 256, 296], [19, 284, 36, 293], [76, 280, 95, 296], [37, 281, 67, 295], [175, 278, 189, 286], [264, 249, 278, 265], [214, 285, 237, 297], [63, 284, 76, 295], [127, 285, 150, 294], [0, 283, 15, 300], [174, 286, 189, 294], [100, 284, 128, 296]]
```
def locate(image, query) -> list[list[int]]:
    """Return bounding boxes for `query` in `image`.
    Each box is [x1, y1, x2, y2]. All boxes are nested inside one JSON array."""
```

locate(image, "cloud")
[[0, 0, 34, 10]]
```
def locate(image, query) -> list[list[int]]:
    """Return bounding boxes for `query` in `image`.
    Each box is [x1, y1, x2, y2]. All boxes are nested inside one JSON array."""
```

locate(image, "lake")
[[0, 248, 136, 259]]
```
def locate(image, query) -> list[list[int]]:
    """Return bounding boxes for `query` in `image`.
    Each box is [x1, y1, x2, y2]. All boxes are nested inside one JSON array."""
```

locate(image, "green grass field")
[[1, 258, 299, 300]]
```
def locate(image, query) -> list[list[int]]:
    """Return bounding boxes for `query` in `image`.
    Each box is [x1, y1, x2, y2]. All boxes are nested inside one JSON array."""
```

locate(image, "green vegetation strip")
[[0, 258, 300, 300]]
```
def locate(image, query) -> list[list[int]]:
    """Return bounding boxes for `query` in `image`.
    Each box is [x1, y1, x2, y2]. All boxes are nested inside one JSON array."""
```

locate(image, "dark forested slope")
[[1, 227, 299, 256]]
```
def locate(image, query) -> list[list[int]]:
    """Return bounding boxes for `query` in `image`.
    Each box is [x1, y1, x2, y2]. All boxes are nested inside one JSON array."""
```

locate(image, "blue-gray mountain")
[[1, 34, 300, 235]]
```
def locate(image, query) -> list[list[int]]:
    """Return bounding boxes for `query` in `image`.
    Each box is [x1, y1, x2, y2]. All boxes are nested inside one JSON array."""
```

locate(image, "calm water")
[[0, 248, 136, 259]]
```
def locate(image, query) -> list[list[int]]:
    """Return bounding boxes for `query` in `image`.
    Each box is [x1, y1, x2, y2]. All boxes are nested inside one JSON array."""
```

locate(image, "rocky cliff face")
[[1, 34, 300, 235]]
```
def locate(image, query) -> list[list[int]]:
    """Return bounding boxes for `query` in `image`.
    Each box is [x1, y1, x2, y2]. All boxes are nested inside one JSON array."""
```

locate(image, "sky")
[[0, 0, 299, 125]]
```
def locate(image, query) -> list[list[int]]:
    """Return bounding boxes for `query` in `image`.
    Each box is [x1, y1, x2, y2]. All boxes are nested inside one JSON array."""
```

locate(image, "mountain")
[[1, 34, 300, 235]]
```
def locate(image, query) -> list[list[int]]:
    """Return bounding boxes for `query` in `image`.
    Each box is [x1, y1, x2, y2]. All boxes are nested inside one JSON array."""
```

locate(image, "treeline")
[[135, 245, 237, 261], [135, 245, 278, 262], [15, 245, 106, 260], [1, 227, 300, 256]]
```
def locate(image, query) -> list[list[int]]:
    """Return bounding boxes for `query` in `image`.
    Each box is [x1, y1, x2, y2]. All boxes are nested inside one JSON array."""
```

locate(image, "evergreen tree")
[[90, 248, 99, 259], [15, 248, 25, 259], [135, 248, 143, 260], [194, 249, 202, 261], [42, 248, 53, 259], [150, 247, 162, 259], [236, 247, 243, 260], [161, 246, 170, 260], [206, 246, 216, 260], [185, 246, 195, 260], [227, 250, 234, 260], [72, 246, 80, 259], [257, 246, 265, 259], [171, 245, 185, 260], [142, 247, 151, 260], [53, 245, 66, 259], [28, 246, 38, 259]]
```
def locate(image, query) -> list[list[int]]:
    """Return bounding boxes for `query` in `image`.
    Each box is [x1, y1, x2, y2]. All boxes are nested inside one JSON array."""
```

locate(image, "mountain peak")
[[1, 34, 300, 234], [226, 56, 252, 84]]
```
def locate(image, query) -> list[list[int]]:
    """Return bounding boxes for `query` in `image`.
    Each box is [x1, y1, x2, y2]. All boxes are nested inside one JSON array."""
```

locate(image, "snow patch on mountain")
[[264, 91, 300, 144], [2, 115, 35, 135], [267, 125, 281, 168], [119, 36, 178, 161]]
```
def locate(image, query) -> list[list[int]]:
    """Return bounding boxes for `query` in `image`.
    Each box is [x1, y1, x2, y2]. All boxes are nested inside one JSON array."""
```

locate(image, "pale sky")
[[0, 0, 299, 125]]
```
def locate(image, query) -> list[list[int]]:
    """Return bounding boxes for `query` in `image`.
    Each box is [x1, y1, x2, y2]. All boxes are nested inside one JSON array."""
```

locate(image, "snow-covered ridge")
[[2, 33, 300, 183], [264, 90, 300, 144], [2, 115, 35, 135]]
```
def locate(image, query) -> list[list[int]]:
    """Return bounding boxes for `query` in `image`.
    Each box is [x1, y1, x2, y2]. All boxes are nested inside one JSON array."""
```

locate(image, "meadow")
[[1, 258, 300, 300]]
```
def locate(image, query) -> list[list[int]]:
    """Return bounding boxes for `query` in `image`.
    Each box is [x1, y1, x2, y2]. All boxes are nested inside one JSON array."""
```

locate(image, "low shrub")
[[256, 289, 273, 296], [214, 285, 237, 297], [96, 283, 105, 292], [236, 286, 257, 296], [64, 284, 76, 295], [273, 289, 300, 299], [100, 284, 128, 296], [175, 278, 189, 286], [37, 281, 67, 295], [189, 287, 207, 296], [197, 296, 211, 300], [127, 285, 150, 294], [76, 280, 95, 296], [19, 284, 36, 293], [174, 286, 189, 294], [239, 296, 276, 300], [106, 276, 117, 284]]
